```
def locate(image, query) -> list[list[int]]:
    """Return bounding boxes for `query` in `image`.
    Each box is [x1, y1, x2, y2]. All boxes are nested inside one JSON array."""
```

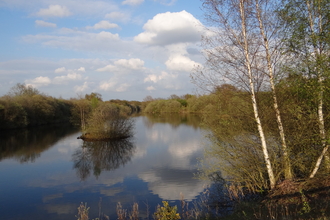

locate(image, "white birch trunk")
[[310, 77, 329, 178], [254, 0, 292, 179], [239, 0, 276, 189], [305, 0, 329, 178]]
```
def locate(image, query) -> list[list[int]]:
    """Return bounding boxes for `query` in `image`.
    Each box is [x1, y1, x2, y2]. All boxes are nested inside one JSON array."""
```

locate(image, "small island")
[[76, 99, 135, 141]]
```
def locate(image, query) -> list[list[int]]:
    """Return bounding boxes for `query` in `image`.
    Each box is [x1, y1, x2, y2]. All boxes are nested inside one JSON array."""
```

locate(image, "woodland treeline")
[[0, 83, 141, 130]]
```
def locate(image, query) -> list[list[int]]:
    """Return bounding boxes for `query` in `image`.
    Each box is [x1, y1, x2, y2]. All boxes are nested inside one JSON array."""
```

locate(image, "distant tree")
[[8, 83, 40, 97], [169, 94, 180, 100], [143, 95, 154, 102], [212, 84, 238, 94], [180, 94, 194, 100], [85, 92, 102, 101]]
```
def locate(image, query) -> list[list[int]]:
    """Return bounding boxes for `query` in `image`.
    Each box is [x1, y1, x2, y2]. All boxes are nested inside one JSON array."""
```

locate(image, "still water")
[[0, 114, 208, 220]]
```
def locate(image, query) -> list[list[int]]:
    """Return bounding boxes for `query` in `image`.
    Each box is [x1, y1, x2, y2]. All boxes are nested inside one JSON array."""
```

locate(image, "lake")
[[0, 114, 209, 220]]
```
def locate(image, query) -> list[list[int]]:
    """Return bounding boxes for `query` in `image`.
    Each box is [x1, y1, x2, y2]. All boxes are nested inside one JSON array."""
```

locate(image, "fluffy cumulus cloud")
[[99, 78, 131, 92], [99, 80, 117, 91], [144, 71, 177, 83], [35, 20, 57, 28], [54, 72, 82, 84], [55, 67, 66, 73], [116, 83, 130, 92], [122, 0, 144, 6], [77, 67, 85, 72], [97, 58, 146, 92], [165, 54, 201, 72], [97, 58, 144, 72], [26, 76, 51, 87], [74, 82, 89, 93], [87, 20, 119, 30], [26, 67, 84, 88], [35, 5, 72, 18], [134, 10, 203, 46], [114, 58, 144, 69]]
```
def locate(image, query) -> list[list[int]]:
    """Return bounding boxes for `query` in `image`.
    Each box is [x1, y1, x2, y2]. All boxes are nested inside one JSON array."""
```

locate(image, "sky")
[[0, 0, 207, 101]]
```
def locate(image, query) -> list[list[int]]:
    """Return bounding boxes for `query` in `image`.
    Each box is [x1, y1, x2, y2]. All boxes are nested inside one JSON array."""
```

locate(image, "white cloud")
[[36, 5, 72, 18], [22, 30, 122, 53], [116, 83, 130, 92], [144, 74, 158, 83], [55, 67, 66, 73], [134, 10, 203, 46], [54, 72, 82, 83], [114, 58, 144, 69], [122, 0, 144, 6], [97, 58, 144, 72], [146, 86, 155, 91], [87, 20, 119, 30], [99, 80, 117, 91], [99, 77, 131, 92], [165, 55, 201, 72], [25, 76, 51, 87], [144, 71, 177, 83], [97, 64, 116, 72], [96, 31, 120, 40], [77, 67, 85, 72], [74, 82, 89, 92], [105, 11, 130, 22], [2, 1, 119, 19], [35, 20, 57, 28]]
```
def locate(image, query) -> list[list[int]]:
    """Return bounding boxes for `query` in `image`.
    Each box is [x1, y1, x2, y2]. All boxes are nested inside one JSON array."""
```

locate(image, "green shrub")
[[83, 103, 134, 140], [154, 201, 180, 220]]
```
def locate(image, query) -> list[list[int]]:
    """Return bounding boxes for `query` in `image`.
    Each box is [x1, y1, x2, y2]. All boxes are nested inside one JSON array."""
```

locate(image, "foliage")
[[8, 83, 41, 97], [154, 201, 180, 220], [0, 84, 141, 130], [0, 84, 73, 129], [192, 0, 330, 191], [81, 102, 135, 140], [197, 74, 330, 190], [144, 99, 183, 113]]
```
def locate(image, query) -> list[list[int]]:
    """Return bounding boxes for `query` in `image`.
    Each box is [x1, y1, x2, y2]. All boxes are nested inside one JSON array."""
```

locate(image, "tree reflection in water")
[[0, 125, 78, 163], [72, 138, 135, 181]]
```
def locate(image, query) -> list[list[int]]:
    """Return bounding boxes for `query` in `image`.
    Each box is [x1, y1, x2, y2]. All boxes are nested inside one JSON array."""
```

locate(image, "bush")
[[82, 103, 134, 140], [154, 201, 180, 220]]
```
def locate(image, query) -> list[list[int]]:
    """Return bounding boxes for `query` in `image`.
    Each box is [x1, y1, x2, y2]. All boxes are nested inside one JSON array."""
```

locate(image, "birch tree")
[[253, 0, 293, 179], [195, 0, 276, 189], [279, 0, 330, 178]]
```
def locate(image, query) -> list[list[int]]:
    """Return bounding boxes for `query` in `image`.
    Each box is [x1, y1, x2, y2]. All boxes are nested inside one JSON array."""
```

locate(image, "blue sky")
[[0, 0, 207, 101]]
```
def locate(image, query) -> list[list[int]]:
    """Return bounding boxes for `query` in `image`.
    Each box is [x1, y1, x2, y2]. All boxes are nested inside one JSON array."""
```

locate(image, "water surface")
[[0, 114, 208, 220]]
